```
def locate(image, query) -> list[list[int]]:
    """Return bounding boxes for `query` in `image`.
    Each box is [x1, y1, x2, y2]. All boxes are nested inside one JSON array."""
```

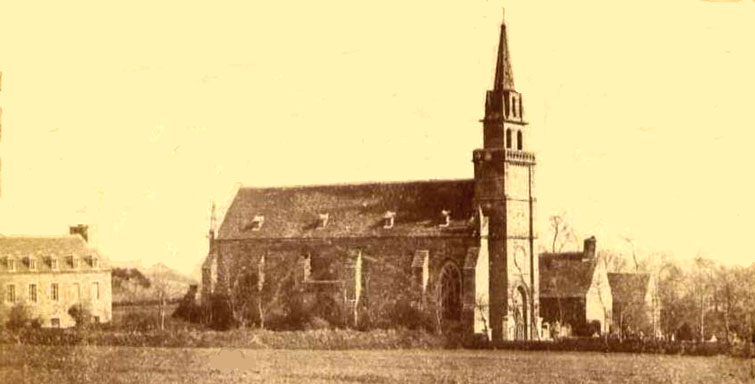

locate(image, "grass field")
[[0, 345, 752, 383]]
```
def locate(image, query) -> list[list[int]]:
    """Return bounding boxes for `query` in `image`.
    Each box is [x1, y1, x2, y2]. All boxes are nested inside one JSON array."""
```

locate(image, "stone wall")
[[213, 236, 479, 331]]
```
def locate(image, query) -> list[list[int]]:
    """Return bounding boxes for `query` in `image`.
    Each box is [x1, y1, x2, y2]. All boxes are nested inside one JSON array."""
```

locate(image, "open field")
[[0, 345, 752, 384]]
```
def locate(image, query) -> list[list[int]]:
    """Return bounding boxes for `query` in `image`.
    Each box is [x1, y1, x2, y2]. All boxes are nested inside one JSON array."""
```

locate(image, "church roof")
[[0, 235, 108, 273], [539, 252, 598, 298], [608, 273, 650, 304], [217, 179, 477, 240]]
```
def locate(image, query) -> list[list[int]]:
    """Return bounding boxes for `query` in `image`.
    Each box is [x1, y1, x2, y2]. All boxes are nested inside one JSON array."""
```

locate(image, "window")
[[506, 129, 512, 149], [383, 211, 396, 229], [439, 210, 451, 228], [517, 131, 523, 150], [72, 283, 81, 302], [91, 256, 99, 269], [51, 283, 59, 302], [511, 97, 517, 117], [518, 97, 523, 117], [50, 258, 59, 270], [51, 318, 60, 328], [29, 257, 37, 271], [7, 258, 15, 272], [71, 256, 80, 269], [302, 253, 312, 282], [29, 284, 38, 303], [247, 215, 265, 231], [92, 282, 100, 301], [6, 284, 15, 303], [93, 316, 100, 324]]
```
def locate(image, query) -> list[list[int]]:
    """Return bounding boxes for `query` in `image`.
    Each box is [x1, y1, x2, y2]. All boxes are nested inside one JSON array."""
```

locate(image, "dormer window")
[[90, 256, 100, 269], [71, 256, 80, 270], [248, 215, 265, 231], [439, 210, 451, 228], [383, 211, 396, 229], [6, 258, 16, 272], [28, 257, 37, 271], [317, 213, 330, 229], [50, 257, 59, 271]]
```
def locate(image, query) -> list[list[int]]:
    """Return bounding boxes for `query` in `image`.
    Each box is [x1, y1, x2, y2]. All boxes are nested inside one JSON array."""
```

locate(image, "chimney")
[[70, 224, 89, 242], [583, 236, 597, 259]]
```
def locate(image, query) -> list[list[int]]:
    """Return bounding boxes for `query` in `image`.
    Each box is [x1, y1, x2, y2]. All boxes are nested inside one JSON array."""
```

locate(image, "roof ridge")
[[0, 234, 83, 240], [239, 178, 475, 191]]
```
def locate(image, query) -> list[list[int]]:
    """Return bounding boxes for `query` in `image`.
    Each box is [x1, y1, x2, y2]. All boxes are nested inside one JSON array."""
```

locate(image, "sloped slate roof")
[[539, 252, 597, 298], [0, 235, 108, 273], [218, 179, 477, 240], [608, 273, 650, 304]]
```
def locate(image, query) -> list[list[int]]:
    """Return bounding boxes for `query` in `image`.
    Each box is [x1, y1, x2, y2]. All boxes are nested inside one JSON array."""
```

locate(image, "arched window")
[[511, 97, 517, 117], [506, 129, 512, 149], [512, 286, 528, 340], [517, 131, 523, 150], [437, 262, 462, 330]]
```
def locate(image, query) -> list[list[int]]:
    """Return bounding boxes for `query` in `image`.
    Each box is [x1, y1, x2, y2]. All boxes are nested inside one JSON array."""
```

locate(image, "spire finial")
[[210, 202, 217, 234], [502, 7, 505, 23]]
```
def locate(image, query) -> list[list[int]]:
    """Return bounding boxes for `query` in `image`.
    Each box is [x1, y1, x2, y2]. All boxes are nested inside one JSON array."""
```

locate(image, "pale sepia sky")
[[1, 1, 753, 274]]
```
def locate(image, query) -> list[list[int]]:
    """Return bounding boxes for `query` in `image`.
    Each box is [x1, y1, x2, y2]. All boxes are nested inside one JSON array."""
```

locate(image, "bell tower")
[[473, 10, 538, 341]]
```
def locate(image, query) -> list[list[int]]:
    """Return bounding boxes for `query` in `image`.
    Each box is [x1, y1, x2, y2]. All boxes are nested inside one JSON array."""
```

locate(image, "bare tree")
[[152, 264, 171, 330], [620, 237, 641, 273], [692, 256, 715, 341], [599, 249, 628, 273], [549, 213, 578, 253]]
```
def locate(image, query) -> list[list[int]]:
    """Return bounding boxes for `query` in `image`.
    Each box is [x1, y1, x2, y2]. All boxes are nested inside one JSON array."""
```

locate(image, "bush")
[[208, 294, 236, 330], [6, 304, 36, 330], [68, 304, 92, 328], [172, 285, 202, 323]]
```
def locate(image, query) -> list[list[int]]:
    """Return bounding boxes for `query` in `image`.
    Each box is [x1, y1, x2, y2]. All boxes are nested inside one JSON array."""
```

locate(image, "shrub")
[[6, 304, 35, 330], [172, 285, 202, 323], [68, 304, 93, 328], [208, 294, 236, 330]]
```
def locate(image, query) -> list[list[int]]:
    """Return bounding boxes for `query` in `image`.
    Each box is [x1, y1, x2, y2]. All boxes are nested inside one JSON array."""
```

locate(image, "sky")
[[1, 1, 754, 275]]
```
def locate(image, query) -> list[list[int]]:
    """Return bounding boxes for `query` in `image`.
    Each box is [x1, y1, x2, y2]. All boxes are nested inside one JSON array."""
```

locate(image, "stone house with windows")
[[0, 226, 112, 328], [202, 11, 540, 340], [539, 237, 612, 337]]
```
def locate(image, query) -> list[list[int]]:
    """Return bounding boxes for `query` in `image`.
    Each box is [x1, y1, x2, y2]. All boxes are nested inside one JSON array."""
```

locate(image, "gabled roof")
[[539, 252, 598, 298], [218, 179, 477, 240], [608, 273, 650, 304], [0, 235, 108, 273]]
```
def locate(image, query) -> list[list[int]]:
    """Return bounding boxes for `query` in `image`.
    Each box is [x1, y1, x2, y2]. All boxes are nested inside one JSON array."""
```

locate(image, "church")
[[202, 11, 539, 341]]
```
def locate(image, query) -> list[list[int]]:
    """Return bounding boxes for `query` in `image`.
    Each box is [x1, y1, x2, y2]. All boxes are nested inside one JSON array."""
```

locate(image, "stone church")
[[202, 12, 539, 341]]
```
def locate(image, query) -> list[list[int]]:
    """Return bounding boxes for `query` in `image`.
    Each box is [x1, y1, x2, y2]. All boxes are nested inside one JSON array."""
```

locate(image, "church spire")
[[493, 9, 515, 91]]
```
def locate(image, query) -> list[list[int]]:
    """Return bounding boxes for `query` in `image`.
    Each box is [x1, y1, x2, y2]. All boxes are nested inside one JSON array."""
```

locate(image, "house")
[[539, 237, 612, 337], [608, 272, 660, 338], [0, 225, 112, 328], [202, 11, 540, 341]]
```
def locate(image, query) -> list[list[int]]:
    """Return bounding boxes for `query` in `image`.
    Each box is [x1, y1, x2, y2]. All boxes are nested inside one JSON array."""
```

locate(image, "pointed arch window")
[[437, 262, 462, 330]]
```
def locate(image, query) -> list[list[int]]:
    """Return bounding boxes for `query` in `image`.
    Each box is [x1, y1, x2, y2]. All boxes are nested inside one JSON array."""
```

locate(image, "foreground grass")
[[0, 345, 752, 384]]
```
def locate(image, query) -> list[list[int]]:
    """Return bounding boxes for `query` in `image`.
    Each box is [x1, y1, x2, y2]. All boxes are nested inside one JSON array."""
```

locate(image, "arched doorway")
[[437, 262, 462, 332], [512, 286, 528, 340]]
